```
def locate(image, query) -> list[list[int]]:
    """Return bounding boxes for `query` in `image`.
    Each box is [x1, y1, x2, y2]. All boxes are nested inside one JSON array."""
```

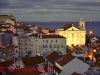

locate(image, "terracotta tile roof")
[[46, 51, 62, 65], [11, 70, 41, 75], [0, 45, 14, 51], [55, 54, 75, 66], [0, 60, 14, 67], [66, 48, 73, 54], [14, 26, 23, 29], [63, 24, 73, 30], [30, 33, 65, 38], [71, 72, 82, 75], [22, 56, 45, 67], [49, 30, 55, 33], [3, 30, 13, 34]]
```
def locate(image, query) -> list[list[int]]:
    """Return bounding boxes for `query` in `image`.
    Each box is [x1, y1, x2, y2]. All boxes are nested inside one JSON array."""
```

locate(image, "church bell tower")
[[78, 18, 85, 30]]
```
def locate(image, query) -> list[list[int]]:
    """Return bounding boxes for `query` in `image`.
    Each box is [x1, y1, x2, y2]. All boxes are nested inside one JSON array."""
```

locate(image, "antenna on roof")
[[58, 58, 63, 62]]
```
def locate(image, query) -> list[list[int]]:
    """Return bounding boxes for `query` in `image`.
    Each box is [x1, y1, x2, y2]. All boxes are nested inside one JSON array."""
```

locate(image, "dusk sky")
[[0, 0, 100, 21]]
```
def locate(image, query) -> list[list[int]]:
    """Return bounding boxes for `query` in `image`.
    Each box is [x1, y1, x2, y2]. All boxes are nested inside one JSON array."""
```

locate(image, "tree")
[[85, 34, 91, 46]]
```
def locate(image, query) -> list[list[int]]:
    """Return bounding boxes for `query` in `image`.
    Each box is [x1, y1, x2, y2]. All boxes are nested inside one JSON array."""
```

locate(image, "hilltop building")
[[0, 15, 15, 25], [57, 18, 86, 46]]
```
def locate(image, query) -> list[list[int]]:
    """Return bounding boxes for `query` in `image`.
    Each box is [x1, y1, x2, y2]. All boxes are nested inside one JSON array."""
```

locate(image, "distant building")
[[0, 32, 14, 46], [0, 44, 14, 60], [57, 18, 86, 46], [12, 34, 20, 61], [0, 15, 15, 25]]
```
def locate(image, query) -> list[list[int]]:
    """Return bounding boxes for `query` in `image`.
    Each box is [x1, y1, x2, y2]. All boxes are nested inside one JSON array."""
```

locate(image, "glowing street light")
[[89, 31, 93, 35]]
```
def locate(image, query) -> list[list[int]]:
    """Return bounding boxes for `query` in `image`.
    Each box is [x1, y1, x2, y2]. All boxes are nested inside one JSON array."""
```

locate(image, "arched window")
[[82, 24, 84, 27]]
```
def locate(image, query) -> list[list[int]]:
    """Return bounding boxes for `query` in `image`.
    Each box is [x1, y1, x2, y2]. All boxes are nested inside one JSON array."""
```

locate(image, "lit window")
[[3, 54, 6, 56], [72, 34, 74, 38]]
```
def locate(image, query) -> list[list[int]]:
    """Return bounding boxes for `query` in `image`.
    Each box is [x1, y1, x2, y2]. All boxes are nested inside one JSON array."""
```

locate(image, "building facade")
[[0, 15, 15, 25], [18, 33, 66, 57], [57, 18, 86, 46]]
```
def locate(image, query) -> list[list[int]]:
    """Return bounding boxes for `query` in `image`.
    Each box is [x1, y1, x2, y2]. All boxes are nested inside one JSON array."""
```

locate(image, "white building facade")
[[57, 18, 86, 46], [18, 34, 66, 57]]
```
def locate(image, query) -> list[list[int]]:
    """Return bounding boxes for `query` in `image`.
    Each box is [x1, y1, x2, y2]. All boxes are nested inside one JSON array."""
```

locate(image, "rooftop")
[[30, 33, 65, 38], [46, 51, 62, 65], [55, 54, 75, 66], [22, 56, 45, 67], [0, 60, 14, 67]]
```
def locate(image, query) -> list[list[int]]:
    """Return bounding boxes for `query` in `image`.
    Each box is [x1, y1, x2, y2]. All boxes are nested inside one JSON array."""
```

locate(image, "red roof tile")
[[22, 56, 45, 67], [30, 33, 65, 38], [0, 60, 14, 67], [46, 51, 62, 65], [63, 24, 72, 30]]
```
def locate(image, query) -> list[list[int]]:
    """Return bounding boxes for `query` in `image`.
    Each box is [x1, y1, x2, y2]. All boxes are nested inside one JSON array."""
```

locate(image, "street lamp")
[[89, 31, 93, 35]]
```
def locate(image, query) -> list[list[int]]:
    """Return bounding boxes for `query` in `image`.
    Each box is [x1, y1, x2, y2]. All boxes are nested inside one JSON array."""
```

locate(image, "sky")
[[0, 0, 100, 21]]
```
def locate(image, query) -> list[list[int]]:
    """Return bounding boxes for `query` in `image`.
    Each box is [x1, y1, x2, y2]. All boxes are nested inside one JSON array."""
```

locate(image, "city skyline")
[[0, 0, 100, 21]]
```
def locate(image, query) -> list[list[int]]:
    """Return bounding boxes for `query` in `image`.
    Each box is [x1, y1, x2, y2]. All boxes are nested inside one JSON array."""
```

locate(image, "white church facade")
[[57, 18, 86, 46]]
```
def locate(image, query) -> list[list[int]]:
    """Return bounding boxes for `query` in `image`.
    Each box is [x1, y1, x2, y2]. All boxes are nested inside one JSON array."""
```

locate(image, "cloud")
[[0, 0, 10, 9], [0, 0, 100, 21]]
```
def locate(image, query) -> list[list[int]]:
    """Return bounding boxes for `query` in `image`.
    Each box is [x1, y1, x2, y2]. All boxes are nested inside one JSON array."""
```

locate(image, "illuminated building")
[[57, 18, 86, 46]]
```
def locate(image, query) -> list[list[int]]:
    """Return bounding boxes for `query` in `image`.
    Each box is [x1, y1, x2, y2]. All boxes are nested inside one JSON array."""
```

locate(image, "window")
[[43, 45, 45, 48], [51, 40, 53, 43], [15, 46, 18, 48], [45, 45, 48, 48], [54, 44, 56, 48], [46, 40, 48, 43], [72, 34, 74, 38], [50, 44, 52, 48], [77, 35, 78, 38], [28, 51, 31, 54], [16, 50, 17, 53], [71, 44, 74, 46], [57, 44, 59, 48], [72, 28, 74, 30], [61, 44, 63, 48], [56, 40, 57, 43], [25, 43, 27, 45]]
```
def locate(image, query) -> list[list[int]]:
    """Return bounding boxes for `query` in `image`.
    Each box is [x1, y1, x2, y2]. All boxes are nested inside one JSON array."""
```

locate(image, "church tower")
[[78, 18, 85, 30]]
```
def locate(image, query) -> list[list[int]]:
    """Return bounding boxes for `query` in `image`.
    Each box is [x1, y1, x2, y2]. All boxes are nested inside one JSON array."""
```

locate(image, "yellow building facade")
[[57, 18, 86, 46]]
